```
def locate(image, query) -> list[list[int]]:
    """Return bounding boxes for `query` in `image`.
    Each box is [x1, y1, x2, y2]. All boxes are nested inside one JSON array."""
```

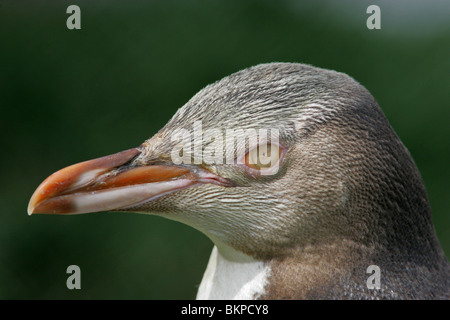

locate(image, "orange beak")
[[27, 147, 232, 215]]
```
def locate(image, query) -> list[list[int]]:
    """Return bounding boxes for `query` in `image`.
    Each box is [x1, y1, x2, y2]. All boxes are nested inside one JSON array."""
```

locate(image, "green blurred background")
[[1, 0, 449, 299]]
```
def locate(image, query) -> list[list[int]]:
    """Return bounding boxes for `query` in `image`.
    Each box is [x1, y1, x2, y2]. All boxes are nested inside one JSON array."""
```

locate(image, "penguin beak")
[[27, 147, 232, 215]]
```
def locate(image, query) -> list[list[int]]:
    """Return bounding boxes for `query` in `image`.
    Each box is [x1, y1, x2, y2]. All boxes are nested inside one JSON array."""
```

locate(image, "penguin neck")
[[196, 244, 271, 300], [195, 239, 373, 300]]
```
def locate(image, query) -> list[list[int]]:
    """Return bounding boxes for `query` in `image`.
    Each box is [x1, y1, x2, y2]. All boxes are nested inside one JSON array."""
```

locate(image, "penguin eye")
[[244, 144, 281, 171]]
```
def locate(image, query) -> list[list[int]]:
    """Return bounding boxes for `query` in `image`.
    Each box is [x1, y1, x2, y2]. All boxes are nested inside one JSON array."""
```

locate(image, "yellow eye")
[[244, 144, 281, 170]]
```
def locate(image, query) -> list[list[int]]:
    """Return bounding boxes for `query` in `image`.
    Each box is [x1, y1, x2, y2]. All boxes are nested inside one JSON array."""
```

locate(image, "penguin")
[[28, 63, 450, 299]]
